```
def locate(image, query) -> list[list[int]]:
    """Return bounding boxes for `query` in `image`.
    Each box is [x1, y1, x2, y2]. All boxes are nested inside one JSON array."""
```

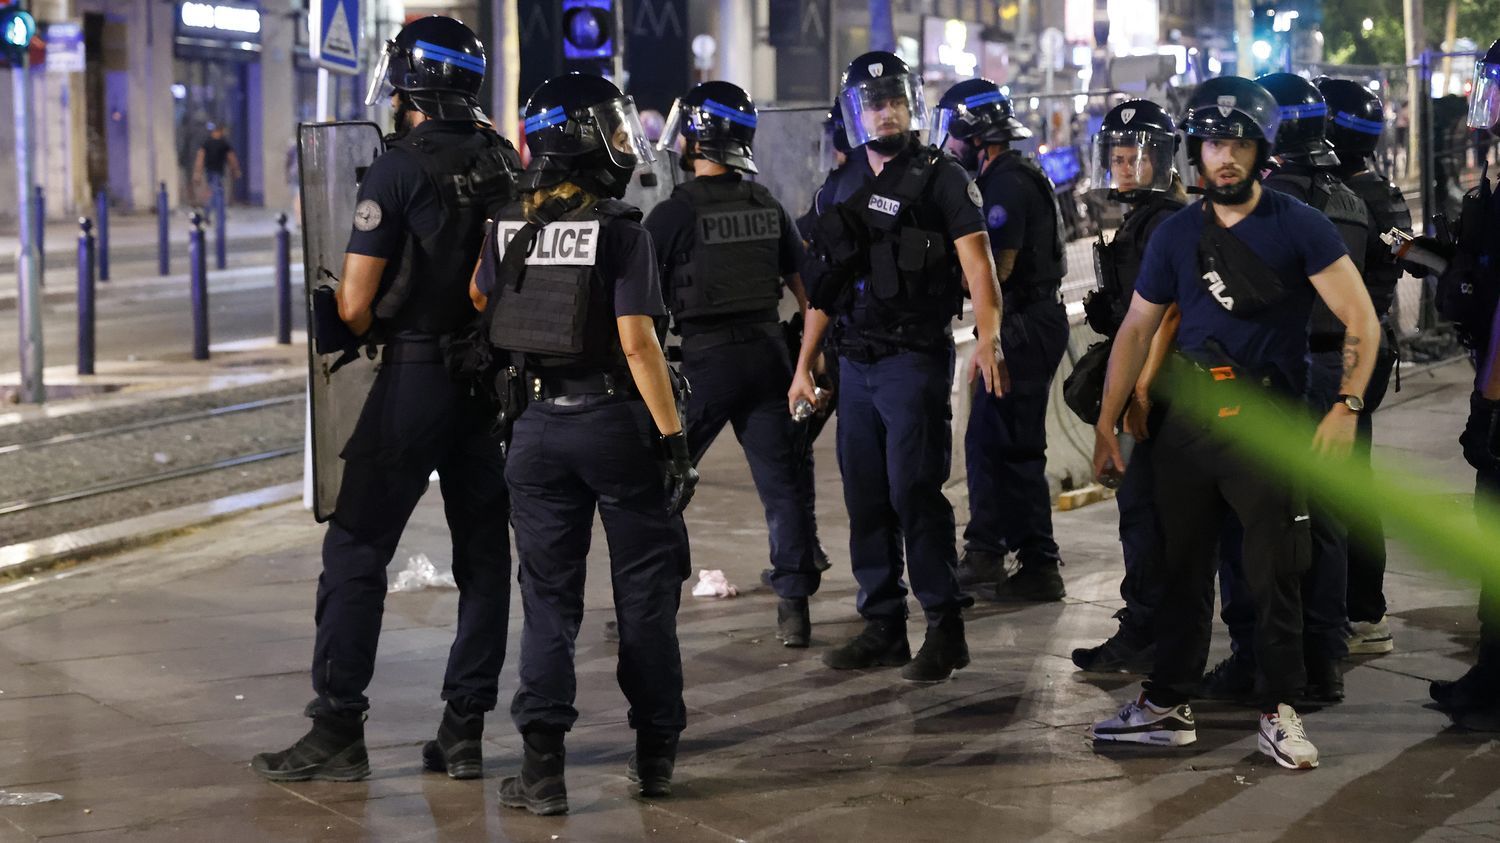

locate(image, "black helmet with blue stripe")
[[519, 72, 657, 198], [1314, 77, 1385, 160], [1256, 72, 1339, 167], [658, 81, 759, 173], [363, 15, 488, 123], [932, 78, 1031, 147]]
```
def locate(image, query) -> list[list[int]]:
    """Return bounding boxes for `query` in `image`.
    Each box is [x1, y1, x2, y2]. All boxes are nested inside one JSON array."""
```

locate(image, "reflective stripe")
[[1277, 102, 1328, 120], [701, 99, 757, 128], [524, 106, 568, 133], [1331, 111, 1384, 135], [963, 90, 1006, 109], [412, 40, 486, 74]]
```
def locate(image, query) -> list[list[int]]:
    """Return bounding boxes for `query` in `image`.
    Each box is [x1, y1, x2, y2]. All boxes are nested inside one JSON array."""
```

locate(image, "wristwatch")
[[1336, 394, 1365, 414]]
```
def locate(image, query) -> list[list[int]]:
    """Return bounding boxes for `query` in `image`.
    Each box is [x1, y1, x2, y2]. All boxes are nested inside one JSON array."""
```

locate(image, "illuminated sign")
[[177, 2, 261, 40]]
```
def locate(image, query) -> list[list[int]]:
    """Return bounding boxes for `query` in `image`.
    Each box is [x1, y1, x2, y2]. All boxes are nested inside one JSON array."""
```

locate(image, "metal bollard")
[[213, 180, 227, 270], [34, 185, 44, 286], [189, 212, 209, 360], [157, 181, 170, 276], [275, 212, 291, 344], [95, 190, 110, 282], [77, 218, 96, 375]]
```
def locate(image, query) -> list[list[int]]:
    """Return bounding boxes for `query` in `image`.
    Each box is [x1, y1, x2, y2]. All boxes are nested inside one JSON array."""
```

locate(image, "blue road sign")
[[315, 0, 359, 75]]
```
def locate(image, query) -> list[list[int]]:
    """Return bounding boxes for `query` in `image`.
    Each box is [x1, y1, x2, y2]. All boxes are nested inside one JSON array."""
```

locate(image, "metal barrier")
[[275, 213, 292, 345], [95, 190, 110, 282], [157, 182, 170, 276], [189, 212, 209, 361], [76, 218, 95, 375]]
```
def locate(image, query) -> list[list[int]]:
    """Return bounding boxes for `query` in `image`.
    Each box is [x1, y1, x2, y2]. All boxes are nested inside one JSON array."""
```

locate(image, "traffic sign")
[[312, 0, 359, 75]]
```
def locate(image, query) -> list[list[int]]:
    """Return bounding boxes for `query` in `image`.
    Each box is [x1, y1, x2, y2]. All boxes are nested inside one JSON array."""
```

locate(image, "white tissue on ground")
[[388, 553, 457, 593], [691, 569, 739, 598]]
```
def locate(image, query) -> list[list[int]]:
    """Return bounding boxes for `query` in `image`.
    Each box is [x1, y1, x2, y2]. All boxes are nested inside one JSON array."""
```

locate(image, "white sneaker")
[[1258, 704, 1319, 770], [1345, 616, 1394, 655], [1089, 693, 1197, 746]]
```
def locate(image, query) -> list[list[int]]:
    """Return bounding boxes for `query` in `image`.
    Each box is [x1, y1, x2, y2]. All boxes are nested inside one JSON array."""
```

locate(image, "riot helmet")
[[520, 72, 656, 199], [1183, 77, 1280, 204], [932, 78, 1032, 151], [1469, 39, 1500, 133], [1315, 77, 1385, 160], [838, 51, 928, 154], [819, 99, 850, 171], [363, 16, 488, 123], [1256, 72, 1339, 167], [1090, 99, 1177, 202], [657, 80, 759, 174]]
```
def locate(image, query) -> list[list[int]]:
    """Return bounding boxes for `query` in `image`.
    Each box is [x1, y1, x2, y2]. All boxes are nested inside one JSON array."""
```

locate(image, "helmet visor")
[[819, 120, 844, 171], [363, 44, 394, 108], [930, 105, 959, 152], [590, 95, 656, 172], [839, 74, 928, 149], [1091, 131, 1175, 196], [655, 97, 685, 153], [1471, 60, 1500, 130]]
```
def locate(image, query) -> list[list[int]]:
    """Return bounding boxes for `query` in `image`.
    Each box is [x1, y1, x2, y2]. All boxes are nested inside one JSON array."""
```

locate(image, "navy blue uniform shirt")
[[343, 122, 474, 260], [1135, 188, 1348, 391], [979, 150, 1062, 285]]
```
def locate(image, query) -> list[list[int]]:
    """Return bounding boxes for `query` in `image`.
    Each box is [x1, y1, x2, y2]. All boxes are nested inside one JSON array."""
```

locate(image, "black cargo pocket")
[[870, 241, 901, 300]]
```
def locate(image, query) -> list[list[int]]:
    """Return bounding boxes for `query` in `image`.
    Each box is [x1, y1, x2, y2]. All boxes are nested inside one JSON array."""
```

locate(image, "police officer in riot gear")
[[252, 16, 519, 785], [1316, 76, 1411, 657], [1072, 99, 1188, 672], [1088, 76, 1380, 769], [1429, 39, 1500, 730], [1208, 72, 1373, 705], [647, 81, 823, 647], [792, 51, 1007, 684], [473, 72, 693, 813], [933, 78, 1071, 603]]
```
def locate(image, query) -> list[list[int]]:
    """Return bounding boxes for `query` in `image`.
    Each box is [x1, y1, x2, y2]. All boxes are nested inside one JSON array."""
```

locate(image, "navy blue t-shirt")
[[1135, 188, 1348, 391], [344, 123, 464, 259]]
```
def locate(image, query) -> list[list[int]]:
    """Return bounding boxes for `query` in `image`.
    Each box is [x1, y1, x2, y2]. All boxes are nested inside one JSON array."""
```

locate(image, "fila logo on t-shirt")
[[868, 194, 901, 216], [1204, 269, 1236, 310], [495, 221, 601, 266]]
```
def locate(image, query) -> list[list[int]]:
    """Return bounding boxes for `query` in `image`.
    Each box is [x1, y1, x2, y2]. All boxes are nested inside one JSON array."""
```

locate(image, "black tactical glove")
[[1462, 391, 1500, 474], [659, 431, 698, 517]]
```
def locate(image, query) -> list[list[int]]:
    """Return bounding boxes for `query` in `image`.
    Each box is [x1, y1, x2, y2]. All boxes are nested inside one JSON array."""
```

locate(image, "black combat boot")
[[1302, 646, 1345, 705], [1072, 619, 1156, 673], [421, 701, 485, 780], [498, 730, 568, 816], [822, 618, 911, 670], [1431, 663, 1500, 713], [901, 613, 970, 683], [251, 706, 369, 782], [777, 597, 811, 648], [627, 731, 679, 798], [988, 561, 1065, 602], [1197, 652, 1259, 705], [956, 550, 1005, 589]]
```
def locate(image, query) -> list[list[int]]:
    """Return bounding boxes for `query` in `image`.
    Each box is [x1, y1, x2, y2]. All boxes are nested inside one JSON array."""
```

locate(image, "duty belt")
[[529, 370, 637, 403], [1004, 281, 1063, 310], [678, 320, 781, 353], [381, 339, 445, 365]]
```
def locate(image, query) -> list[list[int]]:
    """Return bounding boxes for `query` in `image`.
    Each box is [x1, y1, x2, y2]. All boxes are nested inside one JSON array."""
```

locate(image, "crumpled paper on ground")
[[388, 553, 457, 593], [0, 791, 63, 806], [691, 569, 738, 598]]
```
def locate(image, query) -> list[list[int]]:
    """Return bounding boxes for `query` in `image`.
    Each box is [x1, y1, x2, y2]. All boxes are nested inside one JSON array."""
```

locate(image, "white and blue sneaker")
[[1089, 693, 1198, 746], [1259, 703, 1318, 770]]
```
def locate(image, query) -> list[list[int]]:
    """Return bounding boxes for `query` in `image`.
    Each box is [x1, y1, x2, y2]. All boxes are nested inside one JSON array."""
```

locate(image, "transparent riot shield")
[[299, 121, 385, 522], [621, 150, 683, 218], [748, 107, 830, 226]]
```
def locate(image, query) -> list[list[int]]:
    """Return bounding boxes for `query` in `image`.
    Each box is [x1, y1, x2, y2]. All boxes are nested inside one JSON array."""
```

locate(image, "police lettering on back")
[[698, 208, 780, 244], [494, 221, 601, 266]]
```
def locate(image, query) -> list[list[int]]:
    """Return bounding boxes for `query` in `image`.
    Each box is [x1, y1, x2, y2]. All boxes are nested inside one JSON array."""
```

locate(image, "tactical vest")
[[1265, 169, 1371, 337], [1092, 195, 1183, 334], [1437, 166, 1500, 357], [664, 178, 783, 324], [487, 198, 640, 377], [373, 127, 519, 336], [984, 151, 1069, 293], [838, 144, 964, 339], [1344, 171, 1411, 319]]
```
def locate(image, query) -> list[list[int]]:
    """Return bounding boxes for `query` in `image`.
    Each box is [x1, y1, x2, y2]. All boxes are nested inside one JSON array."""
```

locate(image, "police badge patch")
[[987, 204, 1008, 229], [353, 199, 383, 232], [967, 181, 983, 207]]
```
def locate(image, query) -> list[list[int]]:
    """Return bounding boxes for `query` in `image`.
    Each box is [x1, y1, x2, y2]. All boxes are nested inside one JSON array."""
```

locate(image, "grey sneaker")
[[1345, 617, 1394, 655]]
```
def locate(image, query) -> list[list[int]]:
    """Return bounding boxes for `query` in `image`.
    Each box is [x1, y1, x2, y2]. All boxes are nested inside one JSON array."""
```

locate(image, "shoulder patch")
[[986, 204, 1008, 229], [353, 199, 383, 232], [967, 181, 983, 208]]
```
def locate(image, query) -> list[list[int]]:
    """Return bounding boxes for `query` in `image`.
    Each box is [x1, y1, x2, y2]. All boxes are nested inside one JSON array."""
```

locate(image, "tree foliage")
[[1321, 0, 1500, 66]]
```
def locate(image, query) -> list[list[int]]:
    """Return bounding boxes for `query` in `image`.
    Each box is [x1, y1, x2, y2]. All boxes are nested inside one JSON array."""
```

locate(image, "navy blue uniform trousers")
[[963, 296, 1069, 566], [682, 333, 820, 598], [837, 345, 962, 624], [314, 356, 511, 714], [506, 396, 690, 735]]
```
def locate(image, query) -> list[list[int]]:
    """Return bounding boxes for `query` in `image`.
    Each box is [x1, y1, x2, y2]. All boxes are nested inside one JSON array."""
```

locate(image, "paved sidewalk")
[[0, 360, 1495, 842]]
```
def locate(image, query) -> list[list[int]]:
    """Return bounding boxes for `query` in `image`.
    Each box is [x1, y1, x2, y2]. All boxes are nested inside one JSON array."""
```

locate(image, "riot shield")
[[621, 150, 683, 218], [299, 121, 385, 523], [748, 107, 828, 228]]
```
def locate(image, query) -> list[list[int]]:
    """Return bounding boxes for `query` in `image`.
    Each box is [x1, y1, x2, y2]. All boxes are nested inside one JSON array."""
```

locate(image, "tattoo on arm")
[[1340, 335, 1361, 390]]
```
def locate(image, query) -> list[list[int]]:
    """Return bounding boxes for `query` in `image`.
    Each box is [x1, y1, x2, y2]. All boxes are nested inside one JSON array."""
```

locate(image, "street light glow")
[[1362, 17, 1374, 32], [1252, 39, 1272, 61]]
